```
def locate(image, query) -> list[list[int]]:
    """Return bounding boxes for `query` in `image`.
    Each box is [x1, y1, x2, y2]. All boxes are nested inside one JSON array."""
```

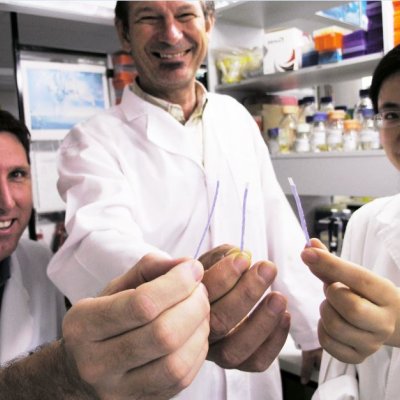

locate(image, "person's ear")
[[205, 14, 215, 36], [115, 19, 131, 52]]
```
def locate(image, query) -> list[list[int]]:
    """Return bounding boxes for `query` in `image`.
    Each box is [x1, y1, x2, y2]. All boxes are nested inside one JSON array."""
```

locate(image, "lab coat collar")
[[119, 86, 202, 167], [0, 251, 34, 364], [376, 194, 400, 269]]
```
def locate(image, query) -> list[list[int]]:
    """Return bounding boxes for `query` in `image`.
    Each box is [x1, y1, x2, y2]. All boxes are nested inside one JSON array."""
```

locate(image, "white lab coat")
[[313, 194, 400, 400], [48, 87, 323, 400], [0, 239, 65, 364]]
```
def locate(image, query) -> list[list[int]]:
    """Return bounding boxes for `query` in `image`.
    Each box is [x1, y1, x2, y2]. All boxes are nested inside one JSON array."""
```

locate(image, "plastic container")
[[278, 105, 298, 153], [343, 119, 360, 151], [310, 112, 328, 152], [301, 50, 319, 68], [314, 32, 343, 52], [318, 49, 342, 64], [327, 110, 345, 151]]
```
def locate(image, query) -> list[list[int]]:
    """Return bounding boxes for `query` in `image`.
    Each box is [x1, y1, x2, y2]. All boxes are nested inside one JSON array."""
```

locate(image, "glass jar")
[[327, 110, 345, 151], [299, 96, 316, 123], [267, 127, 280, 155], [278, 105, 298, 153], [343, 119, 360, 151], [310, 112, 328, 152], [320, 96, 335, 113], [294, 122, 311, 152], [353, 89, 373, 123]]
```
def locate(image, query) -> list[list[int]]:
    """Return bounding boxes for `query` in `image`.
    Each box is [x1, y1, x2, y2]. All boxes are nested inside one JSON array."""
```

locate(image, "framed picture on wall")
[[18, 48, 110, 141]]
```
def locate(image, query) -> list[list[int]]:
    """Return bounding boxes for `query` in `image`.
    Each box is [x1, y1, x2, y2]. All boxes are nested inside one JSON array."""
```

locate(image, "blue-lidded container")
[[313, 112, 328, 122]]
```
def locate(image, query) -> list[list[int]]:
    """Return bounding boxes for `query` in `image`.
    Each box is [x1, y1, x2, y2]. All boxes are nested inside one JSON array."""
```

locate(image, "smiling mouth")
[[0, 220, 13, 230], [154, 49, 191, 59]]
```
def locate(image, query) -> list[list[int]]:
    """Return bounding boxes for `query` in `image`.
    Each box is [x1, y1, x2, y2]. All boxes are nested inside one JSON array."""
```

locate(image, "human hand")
[[62, 255, 210, 400], [199, 246, 290, 372], [300, 348, 322, 384], [301, 238, 400, 364]]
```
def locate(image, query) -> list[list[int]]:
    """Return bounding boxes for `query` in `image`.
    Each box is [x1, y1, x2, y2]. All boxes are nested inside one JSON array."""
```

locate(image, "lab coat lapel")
[[119, 87, 201, 166], [202, 101, 243, 247], [0, 253, 34, 364]]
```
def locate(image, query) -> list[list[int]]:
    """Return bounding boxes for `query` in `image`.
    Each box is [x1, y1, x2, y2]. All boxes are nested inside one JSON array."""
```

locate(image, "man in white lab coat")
[[0, 109, 213, 399], [48, 2, 323, 399]]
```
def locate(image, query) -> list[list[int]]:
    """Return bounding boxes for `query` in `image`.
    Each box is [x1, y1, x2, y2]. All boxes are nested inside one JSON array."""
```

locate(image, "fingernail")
[[233, 252, 251, 270], [267, 295, 286, 315], [225, 247, 241, 257], [257, 263, 275, 284], [301, 248, 319, 265], [186, 259, 204, 282]]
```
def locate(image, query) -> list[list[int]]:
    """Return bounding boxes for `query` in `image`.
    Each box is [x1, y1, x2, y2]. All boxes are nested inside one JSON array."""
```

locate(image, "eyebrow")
[[379, 101, 400, 109], [133, 3, 199, 15]]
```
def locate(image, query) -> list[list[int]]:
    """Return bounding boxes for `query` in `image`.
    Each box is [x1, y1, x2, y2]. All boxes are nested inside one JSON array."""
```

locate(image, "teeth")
[[0, 220, 12, 229], [159, 51, 186, 59]]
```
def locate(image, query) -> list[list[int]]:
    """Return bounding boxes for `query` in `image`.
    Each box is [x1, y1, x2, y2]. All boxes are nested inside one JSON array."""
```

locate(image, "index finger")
[[301, 245, 395, 306], [101, 254, 190, 296], [67, 259, 205, 340]]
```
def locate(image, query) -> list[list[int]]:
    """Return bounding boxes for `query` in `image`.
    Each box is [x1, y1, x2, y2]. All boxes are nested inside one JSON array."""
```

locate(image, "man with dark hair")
[[49, 2, 323, 399], [0, 109, 211, 399]]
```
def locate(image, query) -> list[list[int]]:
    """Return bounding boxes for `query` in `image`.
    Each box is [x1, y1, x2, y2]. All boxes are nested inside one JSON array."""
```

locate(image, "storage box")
[[343, 30, 367, 59], [263, 28, 304, 74], [314, 32, 343, 52], [301, 50, 319, 67], [318, 49, 342, 64]]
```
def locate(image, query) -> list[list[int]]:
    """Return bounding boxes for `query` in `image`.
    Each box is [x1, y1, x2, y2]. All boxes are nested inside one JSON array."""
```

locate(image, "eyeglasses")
[[373, 109, 400, 129]]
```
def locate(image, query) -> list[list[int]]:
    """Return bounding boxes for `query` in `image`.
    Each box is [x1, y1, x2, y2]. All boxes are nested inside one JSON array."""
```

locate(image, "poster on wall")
[[19, 51, 110, 141]]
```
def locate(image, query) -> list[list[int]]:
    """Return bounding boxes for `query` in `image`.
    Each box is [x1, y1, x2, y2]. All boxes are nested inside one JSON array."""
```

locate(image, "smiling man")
[[48, 2, 323, 399], [0, 110, 212, 399]]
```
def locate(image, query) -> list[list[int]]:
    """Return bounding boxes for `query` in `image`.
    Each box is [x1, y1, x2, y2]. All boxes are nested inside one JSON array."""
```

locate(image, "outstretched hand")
[[301, 238, 400, 364], [199, 245, 290, 372]]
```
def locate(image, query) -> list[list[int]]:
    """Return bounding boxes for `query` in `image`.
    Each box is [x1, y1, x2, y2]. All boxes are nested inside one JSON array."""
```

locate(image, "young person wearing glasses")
[[301, 45, 400, 400]]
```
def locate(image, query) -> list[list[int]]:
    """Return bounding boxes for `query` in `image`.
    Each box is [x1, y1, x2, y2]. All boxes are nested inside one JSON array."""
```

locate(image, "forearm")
[[0, 340, 99, 400]]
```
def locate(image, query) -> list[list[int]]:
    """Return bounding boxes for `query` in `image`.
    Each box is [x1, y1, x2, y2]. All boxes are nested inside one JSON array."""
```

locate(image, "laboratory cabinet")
[[209, 0, 397, 198]]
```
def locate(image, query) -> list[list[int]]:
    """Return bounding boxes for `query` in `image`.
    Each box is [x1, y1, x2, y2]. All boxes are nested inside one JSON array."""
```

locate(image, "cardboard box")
[[263, 28, 304, 74]]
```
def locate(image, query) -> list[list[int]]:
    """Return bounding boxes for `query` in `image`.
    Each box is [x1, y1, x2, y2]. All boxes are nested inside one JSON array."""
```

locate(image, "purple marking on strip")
[[240, 184, 249, 252], [194, 180, 220, 259], [288, 177, 311, 247]]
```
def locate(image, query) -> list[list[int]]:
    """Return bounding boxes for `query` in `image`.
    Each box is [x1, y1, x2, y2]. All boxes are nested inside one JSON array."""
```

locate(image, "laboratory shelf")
[[216, 53, 383, 95], [272, 150, 400, 197], [216, 1, 345, 29]]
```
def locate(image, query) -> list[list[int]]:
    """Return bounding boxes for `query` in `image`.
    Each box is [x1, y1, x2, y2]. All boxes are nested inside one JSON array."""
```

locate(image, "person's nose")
[[160, 16, 184, 45], [0, 180, 15, 214]]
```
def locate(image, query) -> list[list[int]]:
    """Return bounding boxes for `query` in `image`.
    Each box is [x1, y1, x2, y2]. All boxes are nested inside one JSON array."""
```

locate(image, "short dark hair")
[[370, 45, 400, 113], [0, 110, 31, 163], [115, 1, 215, 36]]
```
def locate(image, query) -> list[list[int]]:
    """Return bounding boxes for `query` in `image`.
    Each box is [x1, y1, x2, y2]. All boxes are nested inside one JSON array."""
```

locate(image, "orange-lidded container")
[[395, 29, 400, 46], [344, 119, 361, 132], [314, 32, 343, 52], [395, 10, 400, 30]]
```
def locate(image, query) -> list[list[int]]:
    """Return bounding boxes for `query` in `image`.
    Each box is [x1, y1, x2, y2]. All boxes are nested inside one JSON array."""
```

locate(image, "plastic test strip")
[[288, 177, 311, 247]]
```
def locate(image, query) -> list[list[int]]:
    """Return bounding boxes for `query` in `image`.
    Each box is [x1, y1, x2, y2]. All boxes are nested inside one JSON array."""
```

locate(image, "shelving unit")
[[273, 150, 400, 197], [210, 1, 397, 198]]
